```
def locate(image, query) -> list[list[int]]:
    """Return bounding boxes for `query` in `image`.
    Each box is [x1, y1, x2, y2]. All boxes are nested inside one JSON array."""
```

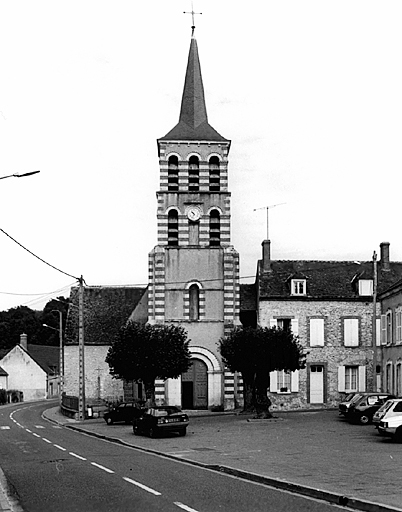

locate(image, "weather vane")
[[184, 1, 202, 36]]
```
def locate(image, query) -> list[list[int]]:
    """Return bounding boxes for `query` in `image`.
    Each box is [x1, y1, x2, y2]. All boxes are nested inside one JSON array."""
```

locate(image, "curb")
[[52, 418, 402, 512]]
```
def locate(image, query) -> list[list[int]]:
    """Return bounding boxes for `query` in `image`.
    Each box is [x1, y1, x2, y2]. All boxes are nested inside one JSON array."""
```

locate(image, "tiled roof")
[[240, 283, 257, 311], [64, 286, 147, 346], [27, 344, 59, 374], [258, 260, 402, 299]]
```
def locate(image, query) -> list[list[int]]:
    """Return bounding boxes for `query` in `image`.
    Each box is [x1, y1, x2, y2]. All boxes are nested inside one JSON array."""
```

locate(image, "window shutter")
[[338, 366, 345, 392], [290, 370, 299, 392], [376, 318, 381, 347], [310, 318, 324, 346], [358, 366, 366, 392], [344, 318, 358, 346], [270, 371, 278, 392], [290, 319, 299, 336], [381, 315, 387, 345], [270, 319, 277, 328]]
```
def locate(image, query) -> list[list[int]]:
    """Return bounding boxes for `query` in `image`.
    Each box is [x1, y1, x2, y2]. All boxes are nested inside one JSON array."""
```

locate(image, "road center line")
[[32, 433, 40, 438], [69, 452, 87, 461], [54, 444, 66, 451], [42, 438, 52, 443], [25, 429, 32, 433], [174, 502, 199, 512], [91, 462, 114, 474], [123, 477, 161, 496]]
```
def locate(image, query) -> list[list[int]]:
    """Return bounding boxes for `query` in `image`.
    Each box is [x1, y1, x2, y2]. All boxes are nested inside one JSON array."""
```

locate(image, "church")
[[64, 27, 241, 412]]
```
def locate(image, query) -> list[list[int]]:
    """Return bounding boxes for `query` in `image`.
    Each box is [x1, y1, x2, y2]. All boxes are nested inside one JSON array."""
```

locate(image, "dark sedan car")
[[103, 402, 145, 425], [347, 393, 396, 425], [133, 406, 189, 437]]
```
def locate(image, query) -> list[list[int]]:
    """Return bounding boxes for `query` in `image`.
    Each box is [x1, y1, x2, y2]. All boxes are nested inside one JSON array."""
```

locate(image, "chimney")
[[261, 240, 272, 272], [380, 242, 390, 271], [20, 333, 28, 350]]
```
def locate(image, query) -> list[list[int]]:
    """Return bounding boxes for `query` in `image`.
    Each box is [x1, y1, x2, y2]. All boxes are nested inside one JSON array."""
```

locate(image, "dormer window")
[[291, 279, 306, 296], [358, 279, 373, 296]]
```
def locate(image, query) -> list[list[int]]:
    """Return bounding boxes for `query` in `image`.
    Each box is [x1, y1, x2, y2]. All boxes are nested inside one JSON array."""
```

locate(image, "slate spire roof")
[[159, 35, 228, 143]]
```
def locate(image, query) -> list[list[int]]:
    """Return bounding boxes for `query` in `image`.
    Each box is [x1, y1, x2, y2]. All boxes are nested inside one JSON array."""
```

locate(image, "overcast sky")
[[0, 0, 401, 312]]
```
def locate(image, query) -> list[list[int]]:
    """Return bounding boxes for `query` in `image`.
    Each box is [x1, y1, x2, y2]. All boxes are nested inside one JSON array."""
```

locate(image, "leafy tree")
[[106, 322, 192, 406], [219, 326, 306, 418]]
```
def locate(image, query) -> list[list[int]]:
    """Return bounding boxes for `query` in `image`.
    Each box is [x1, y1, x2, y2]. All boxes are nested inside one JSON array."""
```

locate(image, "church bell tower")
[[148, 30, 240, 410]]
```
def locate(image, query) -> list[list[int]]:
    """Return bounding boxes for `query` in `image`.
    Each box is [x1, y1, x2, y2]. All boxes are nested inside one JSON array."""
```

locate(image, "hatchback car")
[[103, 402, 145, 425], [338, 393, 361, 416], [133, 406, 189, 437], [347, 393, 395, 424], [375, 399, 402, 442]]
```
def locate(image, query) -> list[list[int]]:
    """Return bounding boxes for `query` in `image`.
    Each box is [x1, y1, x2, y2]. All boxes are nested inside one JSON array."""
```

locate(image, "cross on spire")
[[183, 1, 202, 36]]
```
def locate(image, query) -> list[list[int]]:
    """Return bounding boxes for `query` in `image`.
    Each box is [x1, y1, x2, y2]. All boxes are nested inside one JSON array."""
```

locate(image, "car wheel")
[[179, 428, 186, 437], [106, 417, 113, 425], [359, 414, 371, 425]]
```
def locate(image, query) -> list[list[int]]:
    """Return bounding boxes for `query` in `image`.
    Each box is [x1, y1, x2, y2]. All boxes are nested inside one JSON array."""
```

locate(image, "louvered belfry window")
[[167, 210, 179, 246], [188, 156, 199, 192], [209, 209, 220, 246], [209, 156, 220, 191], [168, 156, 179, 191]]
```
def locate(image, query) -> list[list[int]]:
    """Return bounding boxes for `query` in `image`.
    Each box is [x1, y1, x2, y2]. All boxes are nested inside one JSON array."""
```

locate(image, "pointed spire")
[[159, 36, 228, 142]]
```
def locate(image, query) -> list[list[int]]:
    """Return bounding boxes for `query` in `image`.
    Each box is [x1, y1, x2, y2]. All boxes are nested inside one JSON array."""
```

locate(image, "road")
[[0, 401, 353, 512]]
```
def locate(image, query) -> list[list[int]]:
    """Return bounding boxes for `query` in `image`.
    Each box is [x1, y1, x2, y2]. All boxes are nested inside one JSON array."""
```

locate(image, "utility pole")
[[372, 251, 378, 391], [78, 276, 86, 421]]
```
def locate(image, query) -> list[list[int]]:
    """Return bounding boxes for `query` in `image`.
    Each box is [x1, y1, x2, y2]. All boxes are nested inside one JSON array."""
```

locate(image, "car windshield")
[[344, 393, 356, 402], [350, 394, 362, 404]]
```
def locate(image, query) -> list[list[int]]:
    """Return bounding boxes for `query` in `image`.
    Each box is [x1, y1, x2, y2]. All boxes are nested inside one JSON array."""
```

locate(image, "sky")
[[0, 0, 401, 312]]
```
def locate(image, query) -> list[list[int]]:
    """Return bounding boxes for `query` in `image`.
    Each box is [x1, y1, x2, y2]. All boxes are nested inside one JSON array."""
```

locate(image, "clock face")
[[187, 207, 201, 221]]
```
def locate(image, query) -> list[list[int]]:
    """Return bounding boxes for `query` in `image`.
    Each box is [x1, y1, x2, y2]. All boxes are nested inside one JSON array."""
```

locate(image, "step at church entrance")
[[181, 359, 208, 409]]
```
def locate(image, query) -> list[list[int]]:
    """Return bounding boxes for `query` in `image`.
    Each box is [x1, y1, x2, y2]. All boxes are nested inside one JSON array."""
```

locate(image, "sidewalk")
[[42, 406, 402, 512]]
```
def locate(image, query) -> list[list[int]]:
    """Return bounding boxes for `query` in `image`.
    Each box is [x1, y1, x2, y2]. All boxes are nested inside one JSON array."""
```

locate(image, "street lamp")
[[0, 170, 40, 180], [43, 310, 63, 404]]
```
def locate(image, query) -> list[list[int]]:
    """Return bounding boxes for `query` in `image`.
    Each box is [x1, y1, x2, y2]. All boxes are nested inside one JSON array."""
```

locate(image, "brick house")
[[378, 278, 402, 396], [246, 240, 402, 411]]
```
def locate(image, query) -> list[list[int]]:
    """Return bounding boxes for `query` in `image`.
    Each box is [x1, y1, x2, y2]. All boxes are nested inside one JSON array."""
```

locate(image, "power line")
[[0, 228, 79, 280]]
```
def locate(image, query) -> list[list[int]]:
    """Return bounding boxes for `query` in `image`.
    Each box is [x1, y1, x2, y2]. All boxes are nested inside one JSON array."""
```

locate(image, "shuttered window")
[[310, 318, 324, 346], [344, 318, 359, 347]]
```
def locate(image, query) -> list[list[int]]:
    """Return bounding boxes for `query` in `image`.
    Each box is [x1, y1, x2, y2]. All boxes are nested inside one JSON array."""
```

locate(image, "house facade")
[[378, 279, 402, 397], [0, 335, 59, 401], [253, 240, 402, 411], [147, 32, 240, 410]]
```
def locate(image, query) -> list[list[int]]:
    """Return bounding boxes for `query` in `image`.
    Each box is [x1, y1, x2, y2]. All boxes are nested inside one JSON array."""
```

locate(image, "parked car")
[[376, 399, 402, 442], [133, 406, 189, 437], [104, 402, 145, 425], [347, 393, 395, 425], [373, 398, 402, 426], [338, 392, 361, 416]]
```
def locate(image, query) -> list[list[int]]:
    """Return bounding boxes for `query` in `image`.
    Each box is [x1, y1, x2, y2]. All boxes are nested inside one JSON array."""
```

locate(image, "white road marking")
[[25, 429, 32, 433], [34, 425, 45, 429], [0, 426, 10, 430], [54, 445, 66, 451], [33, 433, 41, 438], [91, 462, 114, 474], [42, 438, 52, 443], [174, 502, 199, 512], [123, 477, 161, 496], [69, 452, 87, 461]]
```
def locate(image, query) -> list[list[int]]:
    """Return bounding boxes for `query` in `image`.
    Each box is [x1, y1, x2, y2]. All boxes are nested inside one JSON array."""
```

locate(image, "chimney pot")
[[20, 333, 28, 350], [380, 242, 390, 271]]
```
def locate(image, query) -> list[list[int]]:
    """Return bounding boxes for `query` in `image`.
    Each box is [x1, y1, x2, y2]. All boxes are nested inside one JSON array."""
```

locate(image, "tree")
[[106, 322, 192, 406], [219, 326, 306, 418]]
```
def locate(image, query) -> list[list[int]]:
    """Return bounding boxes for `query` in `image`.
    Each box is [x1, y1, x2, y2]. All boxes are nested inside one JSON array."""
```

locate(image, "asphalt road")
[[0, 401, 354, 512]]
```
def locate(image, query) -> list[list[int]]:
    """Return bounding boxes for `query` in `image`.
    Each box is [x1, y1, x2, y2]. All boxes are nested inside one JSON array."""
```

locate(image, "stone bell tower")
[[148, 30, 240, 410]]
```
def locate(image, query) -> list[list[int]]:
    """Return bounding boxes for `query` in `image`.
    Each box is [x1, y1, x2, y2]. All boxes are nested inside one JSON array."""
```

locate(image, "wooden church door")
[[181, 359, 208, 409]]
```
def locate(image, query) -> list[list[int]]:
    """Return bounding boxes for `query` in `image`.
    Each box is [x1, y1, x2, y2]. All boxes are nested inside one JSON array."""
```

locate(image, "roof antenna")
[[253, 203, 286, 240], [184, 1, 202, 36]]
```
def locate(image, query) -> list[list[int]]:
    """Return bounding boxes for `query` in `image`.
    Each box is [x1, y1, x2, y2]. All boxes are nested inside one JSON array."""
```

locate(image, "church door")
[[181, 359, 208, 409]]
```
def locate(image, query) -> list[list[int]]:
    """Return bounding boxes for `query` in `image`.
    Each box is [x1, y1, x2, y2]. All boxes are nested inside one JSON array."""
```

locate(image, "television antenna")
[[253, 203, 286, 240]]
